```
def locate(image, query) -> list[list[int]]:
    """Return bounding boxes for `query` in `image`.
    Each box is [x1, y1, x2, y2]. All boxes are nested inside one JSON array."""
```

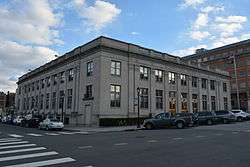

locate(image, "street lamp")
[[137, 87, 140, 128], [60, 92, 65, 123]]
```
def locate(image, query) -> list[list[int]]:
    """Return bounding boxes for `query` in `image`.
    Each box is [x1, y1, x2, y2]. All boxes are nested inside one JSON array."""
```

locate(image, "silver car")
[[39, 118, 64, 130]]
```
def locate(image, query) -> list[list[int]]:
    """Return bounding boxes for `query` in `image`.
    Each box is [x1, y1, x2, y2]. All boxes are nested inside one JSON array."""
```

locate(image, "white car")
[[39, 118, 64, 130], [13, 116, 23, 125], [231, 110, 249, 121]]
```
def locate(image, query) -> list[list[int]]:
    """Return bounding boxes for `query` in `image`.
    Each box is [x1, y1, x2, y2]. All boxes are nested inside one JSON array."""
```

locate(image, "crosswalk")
[[0, 137, 75, 167]]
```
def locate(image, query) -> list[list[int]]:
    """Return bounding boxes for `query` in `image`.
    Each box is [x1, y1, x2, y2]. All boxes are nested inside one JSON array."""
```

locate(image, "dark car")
[[143, 112, 193, 129], [21, 117, 42, 128], [214, 110, 236, 124], [195, 111, 217, 125]]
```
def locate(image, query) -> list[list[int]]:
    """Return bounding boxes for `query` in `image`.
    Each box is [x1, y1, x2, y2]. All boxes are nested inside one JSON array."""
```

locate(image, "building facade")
[[183, 40, 250, 111], [0, 92, 6, 116], [15, 37, 231, 126]]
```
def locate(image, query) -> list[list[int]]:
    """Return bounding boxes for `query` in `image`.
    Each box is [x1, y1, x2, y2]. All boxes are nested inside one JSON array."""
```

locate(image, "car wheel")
[[207, 119, 213, 125], [176, 121, 184, 129], [145, 123, 153, 130], [237, 117, 243, 122], [46, 126, 49, 131], [223, 119, 228, 124]]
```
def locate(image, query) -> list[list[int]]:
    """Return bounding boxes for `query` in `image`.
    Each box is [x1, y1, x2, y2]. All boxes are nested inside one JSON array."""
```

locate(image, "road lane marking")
[[27, 133, 43, 137], [78, 146, 93, 149], [57, 132, 75, 135], [0, 147, 46, 155], [215, 133, 223, 136], [0, 139, 22, 143], [0, 141, 28, 146], [0, 138, 19, 141], [75, 132, 89, 134], [44, 133, 60, 136], [147, 140, 158, 143], [3, 157, 76, 167], [114, 143, 128, 146], [0, 151, 58, 162], [8, 134, 23, 138], [196, 135, 206, 138], [172, 137, 183, 140], [0, 144, 36, 150], [232, 132, 239, 134]]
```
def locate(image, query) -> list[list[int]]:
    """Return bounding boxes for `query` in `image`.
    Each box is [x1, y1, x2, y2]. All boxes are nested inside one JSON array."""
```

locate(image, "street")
[[1, 123, 250, 167]]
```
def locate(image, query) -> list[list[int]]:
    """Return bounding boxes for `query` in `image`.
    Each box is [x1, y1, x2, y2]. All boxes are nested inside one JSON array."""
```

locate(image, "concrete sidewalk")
[[64, 125, 143, 133]]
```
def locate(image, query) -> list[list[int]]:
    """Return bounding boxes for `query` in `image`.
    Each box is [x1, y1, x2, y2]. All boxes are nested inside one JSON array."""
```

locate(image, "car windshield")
[[50, 119, 60, 122]]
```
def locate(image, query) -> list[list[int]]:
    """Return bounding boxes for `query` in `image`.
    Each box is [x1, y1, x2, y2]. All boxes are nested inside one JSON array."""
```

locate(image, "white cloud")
[[130, 32, 140, 35], [241, 34, 250, 40], [190, 31, 210, 40], [201, 6, 224, 13], [212, 37, 240, 48], [194, 13, 208, 29], [180, 0, 205, 8], [0, 0, 63, 45], [74, 0, 121, 31], [173, 44, 207, 57], [215, 16, 247, 23]]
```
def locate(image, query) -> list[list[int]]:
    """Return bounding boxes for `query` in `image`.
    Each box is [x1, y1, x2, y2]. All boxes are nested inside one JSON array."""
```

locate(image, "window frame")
[[110, 84, 121, 107]]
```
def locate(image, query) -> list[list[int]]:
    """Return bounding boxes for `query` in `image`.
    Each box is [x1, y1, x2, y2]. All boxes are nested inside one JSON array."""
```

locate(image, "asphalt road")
[[1, 122, 250, 167]]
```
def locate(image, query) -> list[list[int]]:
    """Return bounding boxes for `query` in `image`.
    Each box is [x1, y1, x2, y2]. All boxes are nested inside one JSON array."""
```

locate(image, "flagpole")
[[233, 55, 240, 109]]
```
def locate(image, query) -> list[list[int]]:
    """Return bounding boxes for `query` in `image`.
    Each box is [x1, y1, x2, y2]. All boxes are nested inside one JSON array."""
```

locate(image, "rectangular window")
[[192, 77, 198, 87], [111, 61, 121, 76], [59, 90, 64, 109], [180, 74, 187, 86], [140, 66, 149, 80], [202, 95, 207, 111], [223, 83, 227, 92], [181, 93, 188, 111], [67, 89, 73, 109], [35, 95, 38, 109], [169, 91, 176, 113], [46, 77, 50, 87], [45, 93, 50, 109], [87, 61, 93, 76], [52, 92, 57, 109], [140, 88, 148, 108], [28, 84, 30, 92], [24, 85, 27, 93], [68, 69, 74, 81], [60, 71, 65, 83], [110, 85, 121, 107], [85, 85, 92, 98], [31, 83, 34, 91], [36, 81, 39, 90], [224, 97, 228, 110], [169, 72, 175, 85], [201, 78, 207, 89], [41, 79, 45, 89], [40, 94, 44, 109], [156, 90, 163, 109], [210, 80, 215, 90], [53, 74, 57, 85], [211, 96, 216, 111], [155, 69, 163, 82], [31, 96, 34, 109], [192, 94, 198, 112], [18, 87, 21, 95]]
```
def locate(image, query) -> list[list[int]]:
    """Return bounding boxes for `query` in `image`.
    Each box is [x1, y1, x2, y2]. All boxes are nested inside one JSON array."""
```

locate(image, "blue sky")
[[0, 0, 250, 91]]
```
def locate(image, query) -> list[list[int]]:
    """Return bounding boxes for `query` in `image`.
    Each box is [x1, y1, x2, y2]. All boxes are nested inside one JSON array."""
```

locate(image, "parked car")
[[195, 111, 218, 125], [231, 109, 249, 121], [21, 115, 42, 128], [214, 110, 236, 124], [38, 118, 64, 131], [1, 115, 13, 124], [143, 112, 193, 129], [13, 116, 24, 125]]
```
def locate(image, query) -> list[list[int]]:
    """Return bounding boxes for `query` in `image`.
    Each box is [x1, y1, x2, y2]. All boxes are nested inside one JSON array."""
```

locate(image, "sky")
[[0, 0, 250, 92]]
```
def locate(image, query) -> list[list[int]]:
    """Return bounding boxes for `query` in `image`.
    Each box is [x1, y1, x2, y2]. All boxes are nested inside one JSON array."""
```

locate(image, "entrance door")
[[84, 104, 92, 126]]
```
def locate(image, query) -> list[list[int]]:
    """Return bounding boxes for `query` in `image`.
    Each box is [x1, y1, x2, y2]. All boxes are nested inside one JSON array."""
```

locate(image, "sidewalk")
[[64, 125, 143, 133]]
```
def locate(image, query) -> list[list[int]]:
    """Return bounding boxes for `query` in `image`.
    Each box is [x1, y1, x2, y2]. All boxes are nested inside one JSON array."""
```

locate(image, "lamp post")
[[231, 55, 240, 109], [137, 87, 140, 128], [60, 92, 65, 123]]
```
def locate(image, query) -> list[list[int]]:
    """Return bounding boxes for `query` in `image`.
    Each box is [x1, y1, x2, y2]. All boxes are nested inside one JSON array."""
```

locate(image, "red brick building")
[[183, 40, 250, 111]]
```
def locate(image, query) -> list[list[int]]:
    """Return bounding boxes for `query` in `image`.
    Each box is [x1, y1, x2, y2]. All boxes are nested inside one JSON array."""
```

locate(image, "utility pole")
[[137, 87, 140, 128], [232, 55, 240, 109]]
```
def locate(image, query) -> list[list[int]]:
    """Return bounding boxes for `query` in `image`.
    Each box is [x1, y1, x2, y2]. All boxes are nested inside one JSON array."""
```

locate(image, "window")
[[110, 85, 121, 107], [87, 61, 93, 76], [68, 69, 74, 81], [85, 85, 92, 98], [180, 74, 187, 86], [45, 93, 50, 109], [156, 90, 163, 109], [201, 78, 207, 89], [169, 72, 175, 84], [111, 61, 121, 76], [53, 74, 57, 85], [41, 79, 45, 89], [18, 87, 21, 95], [155, 69, 163, 82], [60, 72, 65, 83], [31, 83, 34, 91], [67, 89, 73, 109], [169, 91, 176, 113], [36, 81, 39, 90], [223, 83, 227, 92], [211, 96, 216, 111], [192, 94, 198, 112], [59, 90, 64, 109], [35, 95, 38, 109], [52, 92, 56, 109], [192, 77, 198, 87], [181, 93, 188, 111], [202, 95, 207, 111], [46, 77, 50, 87], [210, 80, 215, 90], [24, 85, 27, 93], [40, 94, 44, 109], [140, 66, 149, 80], [27, 97, 30, 110], [224, 97, 228, 110], [140, 88, 148, 108], [31, 96, 34, 109]]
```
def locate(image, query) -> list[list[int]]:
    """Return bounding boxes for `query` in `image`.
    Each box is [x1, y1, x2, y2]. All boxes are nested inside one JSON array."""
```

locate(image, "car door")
[[157, 113, 171, 128]]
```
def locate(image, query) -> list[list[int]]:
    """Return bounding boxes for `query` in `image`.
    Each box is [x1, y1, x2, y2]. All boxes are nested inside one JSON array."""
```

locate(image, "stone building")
[[15, 36, 231, 126], [183, 39, 250, 111]]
